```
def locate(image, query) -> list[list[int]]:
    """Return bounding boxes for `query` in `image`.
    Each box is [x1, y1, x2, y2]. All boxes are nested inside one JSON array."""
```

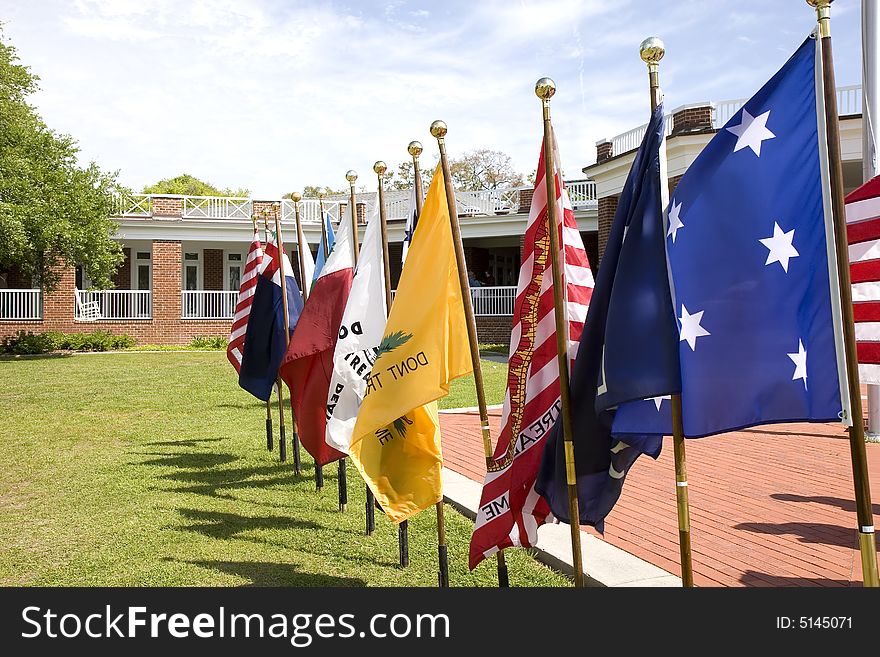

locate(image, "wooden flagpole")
[[410, 140, 449, 587], [313, 197, 330, 491], [375, 160, 410, 568], [254, 214, 274, 453], [431, 120, 510, 587], [808, 0, 879, 586], [263, 211, 287, 464], [287, 192, 307, 476], [638, 38, 695, 588], [534, 80, 585, 587]]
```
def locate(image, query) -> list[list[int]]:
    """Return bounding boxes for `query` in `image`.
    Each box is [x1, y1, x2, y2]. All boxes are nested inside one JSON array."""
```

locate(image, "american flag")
[[226, 229, 263, 372], [468, 131, 594, 569], [847, 176, 880, 384]]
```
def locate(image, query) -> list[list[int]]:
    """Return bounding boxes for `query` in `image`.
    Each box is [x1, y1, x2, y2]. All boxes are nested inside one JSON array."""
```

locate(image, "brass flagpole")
[[254, 214, 274, 453], [808, 0, 879, 586], [375, 161, 410, 568], [430, 120, 510, 587], [534, 80, 585, 588], [263, 210, 287, 464], [314, 196, 329, 492], [410, 140, 450, 587], [287, 192, 307, 476], [638, 38, 695, 588]]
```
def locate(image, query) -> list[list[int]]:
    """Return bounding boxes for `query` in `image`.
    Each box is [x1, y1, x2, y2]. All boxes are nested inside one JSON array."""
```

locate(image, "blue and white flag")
[[314, 212, 336, 283], [536, 102, 680, 527], [239, 233, 304, 401], [641, 34, 849, 439]]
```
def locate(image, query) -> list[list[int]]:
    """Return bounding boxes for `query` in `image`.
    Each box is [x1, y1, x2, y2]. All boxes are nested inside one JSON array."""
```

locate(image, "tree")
[[299, 185, 348, 198], [388, 161, 435, 191], [143, 174, 248, 197], [0, 29, 122, 290], [448, 149, 524, 191]]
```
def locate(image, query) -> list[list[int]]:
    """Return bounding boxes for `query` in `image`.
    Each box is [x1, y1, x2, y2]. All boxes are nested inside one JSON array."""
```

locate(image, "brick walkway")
[[440, 409, 880, 587]]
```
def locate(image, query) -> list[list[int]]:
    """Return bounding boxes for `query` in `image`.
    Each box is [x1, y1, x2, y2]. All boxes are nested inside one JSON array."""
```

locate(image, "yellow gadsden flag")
[[349, 164, 473, 523]]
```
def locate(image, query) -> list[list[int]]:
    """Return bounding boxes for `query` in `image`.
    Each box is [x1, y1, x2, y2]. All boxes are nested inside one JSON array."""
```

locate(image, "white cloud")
[[0, 0, 863, 197]]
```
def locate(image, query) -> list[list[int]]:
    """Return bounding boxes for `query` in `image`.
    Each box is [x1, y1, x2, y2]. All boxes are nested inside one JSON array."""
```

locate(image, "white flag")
[[325, 204, 387, 453]]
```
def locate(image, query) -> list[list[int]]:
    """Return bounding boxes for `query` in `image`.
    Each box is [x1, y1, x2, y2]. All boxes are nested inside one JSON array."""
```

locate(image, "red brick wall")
[[111, 248, 131, 290], [203, 249, 223, 291], [518, 188, 534, 213], [253, 200, 280, 221], [596, 140, 613, 162], [475, 315, 512, 346], [598, 195, 619, 262], [669, 174, 684, 196], [152, 197, 182, 217], [672, 105, 713, 135]]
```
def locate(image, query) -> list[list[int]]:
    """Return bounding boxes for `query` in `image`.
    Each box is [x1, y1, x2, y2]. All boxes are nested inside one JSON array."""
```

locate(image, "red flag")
[[468, 134, 594, 569], [280, 217, 355, 466], [846, 175, 880, 383], [227, 230, 263, 372]]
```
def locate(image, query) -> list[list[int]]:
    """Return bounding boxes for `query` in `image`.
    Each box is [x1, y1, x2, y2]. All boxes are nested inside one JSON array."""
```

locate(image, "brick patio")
[[439, 409, 880, 587]]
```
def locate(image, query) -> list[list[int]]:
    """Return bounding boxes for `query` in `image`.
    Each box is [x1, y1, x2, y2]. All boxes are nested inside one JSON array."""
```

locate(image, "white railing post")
[[180, 291, 238, 319], [0, 289, 43, 320]]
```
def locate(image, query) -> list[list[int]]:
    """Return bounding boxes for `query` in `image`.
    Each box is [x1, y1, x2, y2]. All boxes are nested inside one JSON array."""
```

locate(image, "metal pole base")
[[497, 560, 509, 588], [266, 418, 273, 452], [316, 464, 324, 491], [365, 488, 375, 535], [279, 425, 287, 463], [399, 521, 409, 567], [292, 432, 301, 475], [437, 544, 449, 587], [338, 458, 348, 512]]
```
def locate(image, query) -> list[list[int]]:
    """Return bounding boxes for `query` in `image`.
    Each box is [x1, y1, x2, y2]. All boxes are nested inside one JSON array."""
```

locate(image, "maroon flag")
[[468, 135, 594, 569]]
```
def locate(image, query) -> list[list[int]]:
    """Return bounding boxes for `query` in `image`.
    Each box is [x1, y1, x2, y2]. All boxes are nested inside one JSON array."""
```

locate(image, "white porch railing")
[[0, 289, 42, 320], [181, 290, 238, 319], [183, 197, 252, 219], [608, 84, 863, 158], [391, 286, 517, 316], [75, 290, 151, 320]]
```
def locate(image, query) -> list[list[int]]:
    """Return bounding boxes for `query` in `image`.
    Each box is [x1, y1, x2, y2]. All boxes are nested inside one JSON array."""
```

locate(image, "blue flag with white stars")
[[616, 34, 848, 443]]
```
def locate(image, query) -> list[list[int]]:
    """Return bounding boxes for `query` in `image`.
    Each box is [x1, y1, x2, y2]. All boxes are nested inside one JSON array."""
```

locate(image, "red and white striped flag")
[[846, 176, 880, 384], [468, 133, 594, 569], [226, 229, 263, 372]]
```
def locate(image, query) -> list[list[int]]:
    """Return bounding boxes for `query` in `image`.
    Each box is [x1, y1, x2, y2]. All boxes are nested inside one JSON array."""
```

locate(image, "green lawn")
[[0, 352, 563, 587]]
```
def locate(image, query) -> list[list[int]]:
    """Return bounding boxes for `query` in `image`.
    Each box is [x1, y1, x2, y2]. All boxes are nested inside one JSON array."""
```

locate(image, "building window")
[[132, 251, 152, 291], [226, 253, 243, 291], [183, 251, 201, 291]]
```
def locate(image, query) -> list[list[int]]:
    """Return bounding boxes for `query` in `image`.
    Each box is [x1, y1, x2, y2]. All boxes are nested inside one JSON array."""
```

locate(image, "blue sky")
[[0, 0, 863, 197]]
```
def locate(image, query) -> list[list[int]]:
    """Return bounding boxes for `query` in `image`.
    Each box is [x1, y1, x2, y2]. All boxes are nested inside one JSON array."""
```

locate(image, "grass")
[[0, 352, 563, 587]]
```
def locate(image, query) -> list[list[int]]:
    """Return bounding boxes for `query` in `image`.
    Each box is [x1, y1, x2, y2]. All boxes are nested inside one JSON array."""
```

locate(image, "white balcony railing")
[[181, 290, 238, 320], [391, 285, 517, 316], [75, 290, 151, 320], [183, 197, 252, 219], [0, 289, 42, 320], [608, 84, 863, 158]]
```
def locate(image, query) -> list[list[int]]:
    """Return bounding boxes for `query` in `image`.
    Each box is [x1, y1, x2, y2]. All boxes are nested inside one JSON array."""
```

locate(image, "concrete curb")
[[438, 404, 504, 414], [442, 467, 681, 587]]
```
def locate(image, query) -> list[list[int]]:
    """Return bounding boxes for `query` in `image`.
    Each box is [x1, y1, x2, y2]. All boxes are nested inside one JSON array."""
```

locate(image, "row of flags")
[[226, 28, 873, 582]]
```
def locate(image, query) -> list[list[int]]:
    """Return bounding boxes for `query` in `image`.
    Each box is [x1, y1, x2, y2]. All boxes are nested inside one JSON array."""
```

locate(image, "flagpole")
[[312, 197, 328, 492], [410, 140, 450, 588], [375, 161, 411, 568], [430, 120, 510, 588], [534, 81, 586, 588], [287, 193, 305, 476], [254, 214, 274, 453], [808, 0, 880, 587], [262, 211, 288, 465], [637, 39, 696, 588]]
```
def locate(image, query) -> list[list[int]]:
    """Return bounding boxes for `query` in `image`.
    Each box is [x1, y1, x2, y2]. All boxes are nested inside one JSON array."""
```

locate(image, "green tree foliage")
[[0, 29, 122, 290], [143, 173, 249, 197], [298, 185, 348, 198], [449, 149, 524, 191], [388, 161, 435, 191]]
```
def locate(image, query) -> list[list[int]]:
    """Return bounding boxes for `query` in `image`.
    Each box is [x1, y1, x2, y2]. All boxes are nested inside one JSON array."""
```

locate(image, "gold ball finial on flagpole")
[[430, 120, 447, 140], [806, 0, 832, 8], [408, 141, 423, 157], [535, 77, 556, 101], [373, 161, 387, 176], [345, 170, 358, 184], [639, 37, 665, 67], [290, 191, 302, 203]]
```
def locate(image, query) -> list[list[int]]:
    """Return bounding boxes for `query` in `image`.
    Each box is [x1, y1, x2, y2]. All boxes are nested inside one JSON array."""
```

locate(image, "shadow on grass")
[[143, 437, 225, 447], [172, 508, 322, 541], [0, 352, 73, 361], [138, 452, 240, 469], [179, 559, 366, 586]]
